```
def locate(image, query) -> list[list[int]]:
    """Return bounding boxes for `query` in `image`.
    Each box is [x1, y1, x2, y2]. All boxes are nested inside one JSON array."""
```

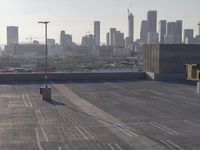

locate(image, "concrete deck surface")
[[0, 80, 199, 150]]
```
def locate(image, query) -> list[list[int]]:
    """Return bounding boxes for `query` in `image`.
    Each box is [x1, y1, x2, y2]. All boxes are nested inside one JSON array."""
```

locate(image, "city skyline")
[[0, 0, 199, 44]]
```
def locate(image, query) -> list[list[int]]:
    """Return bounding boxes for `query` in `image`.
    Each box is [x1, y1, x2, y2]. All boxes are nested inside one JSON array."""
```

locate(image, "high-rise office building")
[[7, 26, 18, 45], [165, 22, 178, 44], [106, 33, 110, 46], [125, 37, 132, 49], [60, 31, 66, 45], [113, 31, 125, 48], [176, 20, 183, 43], [165, 21, 182, 44], [147, 32, 159, 44], [109, 28, 116, 46], [60, 31, 72, 46], [47, 39, 56, 46], [167, 22, 177, 35], [65, 34, 72, 46], [147, 10, 157, 33], [128, 13, 134, 42], [81, 34, 95, 47], [159, 20, 167, 44], [184, 29, 194, 43], [94, 21, 100, 46], [140, 20, 148, 43]]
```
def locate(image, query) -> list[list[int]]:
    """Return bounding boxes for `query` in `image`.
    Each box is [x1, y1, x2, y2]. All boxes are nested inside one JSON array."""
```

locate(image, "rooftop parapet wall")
[[0, 72, 146, 83]]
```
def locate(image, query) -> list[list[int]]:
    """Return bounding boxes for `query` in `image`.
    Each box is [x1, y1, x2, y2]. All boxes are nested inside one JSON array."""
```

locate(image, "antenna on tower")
[[127, 1, 133, 15]]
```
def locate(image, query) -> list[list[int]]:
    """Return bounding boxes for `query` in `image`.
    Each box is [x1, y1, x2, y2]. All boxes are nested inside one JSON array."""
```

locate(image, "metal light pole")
[[198, 22, 200, 36], [38, 21, 50, 88]]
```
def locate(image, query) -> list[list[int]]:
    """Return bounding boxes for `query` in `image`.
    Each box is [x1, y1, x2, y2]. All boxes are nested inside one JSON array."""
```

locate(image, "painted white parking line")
[[75, 126, 89, 140], [183, 120, 200, 128], [58, 146, 62, 150], [26, 94, 33, 107], [31, 97, 41, 100], [160, 140, 176, 150], [150, 90, 163, 96], [22, 94, 29, 107], [41, 127, 49, 142], [35, 128, 44, 150], [153, 122, 180, 135], [60, 126, 73, 141], [57, 127, 64, 142], [78, 126, 95, 139], [149, 122, 180, 135], [125, 122, 146, 126], [107, 143, 116, 150], [0, 94, 19, 98], [149, 123, 173, 135], [113, 124, 138, 137], [115, 143, 123, 150], [166, 140, 184, 150]]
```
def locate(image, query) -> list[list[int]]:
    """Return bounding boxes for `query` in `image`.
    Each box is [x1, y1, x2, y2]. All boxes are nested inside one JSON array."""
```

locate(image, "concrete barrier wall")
[[146, 72, 187, 81], [0, 72, 146, 83]]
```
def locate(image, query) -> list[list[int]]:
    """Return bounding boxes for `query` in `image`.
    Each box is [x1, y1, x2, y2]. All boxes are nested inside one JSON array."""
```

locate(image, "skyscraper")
[[113, 31, 125, 48], [7, 26, 18, 45], [60, 31, 72, 46], [165, 22, 178, 44], [184, 29, 194, 43], [81, 34, 95, 47], [47, 39, 56, 46], [165, 21, 182, 44], [147, 32, 159, 44], [147, 11, 157, 33], [159, 20, 167, 44], [106, 33, 110, 46], [109, 28, 116, 46], [60, 30, 66, 45], [140, 20, 148, 43], [65, 34, 72, 46], [176, 20, 183, 43], [94, 21, 100, 46], [167, 22, 177, 35], [128, 13, 134, 42]]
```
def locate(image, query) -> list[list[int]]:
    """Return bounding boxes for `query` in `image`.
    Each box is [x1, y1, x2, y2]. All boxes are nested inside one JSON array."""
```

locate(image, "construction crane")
[[86, 31, 92, 34], [26, 37, 43, 43]]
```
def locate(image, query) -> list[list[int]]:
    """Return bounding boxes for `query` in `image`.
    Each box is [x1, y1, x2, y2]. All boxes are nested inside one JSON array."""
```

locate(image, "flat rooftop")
[[0, 80, 199, 150]]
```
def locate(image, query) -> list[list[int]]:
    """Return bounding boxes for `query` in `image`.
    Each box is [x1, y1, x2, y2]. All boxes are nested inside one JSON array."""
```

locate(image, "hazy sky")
[[0, 0, 199, 44]]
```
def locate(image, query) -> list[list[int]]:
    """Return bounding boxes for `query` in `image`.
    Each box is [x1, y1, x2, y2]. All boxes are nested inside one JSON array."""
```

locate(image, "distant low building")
[[92, 46, 113, 57], [5, 43, 45, 58], [113, 48, 131, 57]]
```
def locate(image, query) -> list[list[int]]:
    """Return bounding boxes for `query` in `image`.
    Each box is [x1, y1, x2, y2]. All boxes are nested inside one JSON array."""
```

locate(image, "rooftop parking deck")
[[0, 80, 199, 150]]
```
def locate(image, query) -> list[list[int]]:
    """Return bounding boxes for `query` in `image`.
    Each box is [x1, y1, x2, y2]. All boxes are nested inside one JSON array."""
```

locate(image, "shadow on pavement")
[[44, 98, 65, 106]]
